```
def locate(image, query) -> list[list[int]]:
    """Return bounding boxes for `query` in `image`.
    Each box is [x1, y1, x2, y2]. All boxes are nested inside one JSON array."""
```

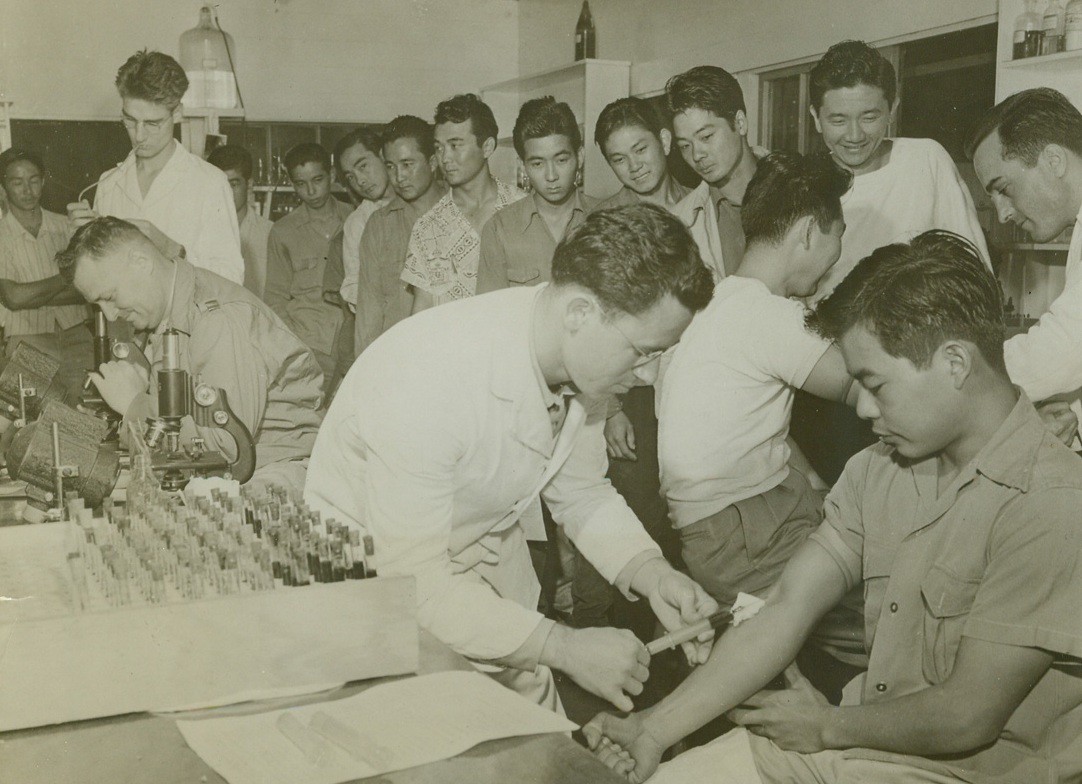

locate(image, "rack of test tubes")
[[66, 454, 378, 613]]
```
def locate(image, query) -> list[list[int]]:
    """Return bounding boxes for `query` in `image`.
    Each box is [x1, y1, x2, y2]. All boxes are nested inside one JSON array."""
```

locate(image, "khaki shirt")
[[811, 392, 1082, 783], [125, 258, 324, 474], [476, 190, 596, 294], [265, 199, 353, 355]]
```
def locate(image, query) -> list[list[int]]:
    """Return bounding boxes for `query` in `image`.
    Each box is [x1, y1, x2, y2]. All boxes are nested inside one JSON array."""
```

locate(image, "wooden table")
[[0, 631, 625, 784]]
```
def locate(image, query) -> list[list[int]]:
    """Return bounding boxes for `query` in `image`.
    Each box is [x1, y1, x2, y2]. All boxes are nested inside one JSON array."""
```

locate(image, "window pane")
[[768, 74, 802, 153]]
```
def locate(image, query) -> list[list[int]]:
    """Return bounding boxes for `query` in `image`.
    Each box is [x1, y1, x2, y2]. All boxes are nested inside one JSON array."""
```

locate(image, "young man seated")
[[61, 217, 324, 496], [587, 230, 1082, 784]]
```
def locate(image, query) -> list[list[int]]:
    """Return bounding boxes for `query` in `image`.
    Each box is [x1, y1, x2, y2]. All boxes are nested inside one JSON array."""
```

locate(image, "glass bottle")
[[1013, 0, 1044, 58], [1066, 0, 1082, 49], [178, 6, 239, 109], [575, 1, 596, 61], [1042, 0, 1066, 54]]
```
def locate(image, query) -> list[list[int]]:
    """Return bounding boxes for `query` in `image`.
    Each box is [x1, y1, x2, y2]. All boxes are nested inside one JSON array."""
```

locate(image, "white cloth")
[[1004, 200, 1082, 419], [659, 277, 831, 529], [811, 137, 990, 303], [340, 196, 391, 308], [94, 142, 244, 284], [304, 285, 661, 663]]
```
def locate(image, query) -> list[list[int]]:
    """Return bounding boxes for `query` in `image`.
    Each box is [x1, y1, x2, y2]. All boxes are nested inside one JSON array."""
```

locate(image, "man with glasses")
[[306, 204, 718, 712], [68, 50, 244, 284]]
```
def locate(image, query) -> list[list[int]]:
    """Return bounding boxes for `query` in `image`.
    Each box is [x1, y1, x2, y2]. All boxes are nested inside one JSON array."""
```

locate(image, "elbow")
[[935, 701, 1005, 752]]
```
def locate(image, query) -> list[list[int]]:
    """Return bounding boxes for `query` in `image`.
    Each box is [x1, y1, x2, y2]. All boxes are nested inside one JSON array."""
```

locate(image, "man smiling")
[[807, 40, 989, 303]]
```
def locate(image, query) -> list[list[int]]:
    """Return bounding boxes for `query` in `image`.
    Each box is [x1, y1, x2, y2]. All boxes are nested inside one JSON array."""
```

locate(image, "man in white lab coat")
[[305, 204, 718, 713], [970, 87, 1082, 438]]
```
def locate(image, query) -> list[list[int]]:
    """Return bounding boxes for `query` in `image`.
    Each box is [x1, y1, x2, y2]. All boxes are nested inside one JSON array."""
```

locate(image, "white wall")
[[519, 0, 998, 96], [0, 0, 520, 122]]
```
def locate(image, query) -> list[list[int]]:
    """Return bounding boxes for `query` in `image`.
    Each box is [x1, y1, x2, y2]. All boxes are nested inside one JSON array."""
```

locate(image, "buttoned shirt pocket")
[[506, 266, 542, 287], [291, 254, 325, 296], [920, 563, 980, 684]]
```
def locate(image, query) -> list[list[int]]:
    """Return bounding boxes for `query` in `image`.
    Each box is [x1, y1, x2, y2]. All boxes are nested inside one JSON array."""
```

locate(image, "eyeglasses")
[[608, 318, 665, 367], [121, 110, 175, 133]]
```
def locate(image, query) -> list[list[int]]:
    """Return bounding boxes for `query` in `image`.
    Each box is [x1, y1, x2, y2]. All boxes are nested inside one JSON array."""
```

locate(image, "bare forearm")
[[822, 693, 991, 755], [0, 275, 80, 309], [643, 598, 812, 748]]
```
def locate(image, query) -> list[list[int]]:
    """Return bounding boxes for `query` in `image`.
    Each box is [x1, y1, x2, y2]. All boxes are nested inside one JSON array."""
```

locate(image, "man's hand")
[[1036, 399, 1079, 446], [542, 624, 650, 712], [727, 662, 832, 753], [605, 411, 637, 461], [66, 201, 99, 228], [88, 360, 150, 416], [583, 711, 666, 784], [646, 570, 720, 665]]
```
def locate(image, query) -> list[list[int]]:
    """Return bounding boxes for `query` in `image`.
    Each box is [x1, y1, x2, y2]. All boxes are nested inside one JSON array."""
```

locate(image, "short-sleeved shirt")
[[400, 179, 522, 304], [238, 208, 272, 300], [475, 190, 596, 294], [94, 142, 244, 284], [659, 276, 831, 527], [264, 199, 354, 355], [810, 392, 1082, 783], [353, 193, 437, 356], [0, 210, 87, 334]]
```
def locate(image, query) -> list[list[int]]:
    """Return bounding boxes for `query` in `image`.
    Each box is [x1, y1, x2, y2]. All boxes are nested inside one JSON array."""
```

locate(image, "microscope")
[[143, 328, 256, 491]]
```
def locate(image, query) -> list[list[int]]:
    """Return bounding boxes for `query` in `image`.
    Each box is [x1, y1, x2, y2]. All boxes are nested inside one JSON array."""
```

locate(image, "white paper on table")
[[177, 670, 578, 784]]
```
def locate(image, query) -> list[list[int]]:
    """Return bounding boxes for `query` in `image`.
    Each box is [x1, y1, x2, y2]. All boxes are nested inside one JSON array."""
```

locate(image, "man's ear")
[[1040, 143, 1070, 179], [733, 110, 748, 137], [563, 292, 596, 335], [481, 135, 497, 159], [940, 340, 974, 390], [660, 128, 673, 156]]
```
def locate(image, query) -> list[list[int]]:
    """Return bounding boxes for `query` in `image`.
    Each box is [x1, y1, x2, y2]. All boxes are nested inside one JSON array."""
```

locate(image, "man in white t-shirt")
[[806, 40, 989, 303], [659, 151, 856, 610]]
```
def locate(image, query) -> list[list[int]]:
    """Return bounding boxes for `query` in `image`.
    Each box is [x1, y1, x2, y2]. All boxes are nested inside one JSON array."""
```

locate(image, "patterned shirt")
[[0, 210, 87, 335], [400, 179, 522, 304]]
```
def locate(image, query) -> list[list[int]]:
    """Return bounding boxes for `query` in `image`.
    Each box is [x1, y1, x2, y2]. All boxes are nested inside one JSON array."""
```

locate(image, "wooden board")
[[0, 524, 417, 732]]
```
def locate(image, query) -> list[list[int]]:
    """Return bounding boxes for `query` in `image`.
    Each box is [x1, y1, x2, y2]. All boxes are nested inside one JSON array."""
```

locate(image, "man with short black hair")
[[595, 97, 689, 211], [476, 96, 595, 293], [0, 148, 87, 336], [401, 93, 521, 312], [265, 142, 352, 392], [354, 115, 446, 355], [667, 65, 760, 279], [970, 87, 1082, 431], [307, 205, 718, 712], [207, 144, 272, 299], [588, 230, 1082, 784]]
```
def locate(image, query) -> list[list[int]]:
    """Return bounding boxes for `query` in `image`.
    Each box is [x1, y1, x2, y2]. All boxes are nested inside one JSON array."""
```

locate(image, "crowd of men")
[[1, 37, 1081, 784]]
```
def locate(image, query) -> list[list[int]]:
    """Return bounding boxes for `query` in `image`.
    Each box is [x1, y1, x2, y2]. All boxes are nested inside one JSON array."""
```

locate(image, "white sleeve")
[[752, 296, 832, 388], [1004, 267, 1082, 401], [339, 207, 366, 307], [928, 142, 992, 270], [189, 170, 245, 284]]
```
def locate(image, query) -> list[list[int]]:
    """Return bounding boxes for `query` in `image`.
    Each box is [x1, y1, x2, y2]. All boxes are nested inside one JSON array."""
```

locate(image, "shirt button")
[[890, 602, 898, 613], [876, 682, 887, 692]]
